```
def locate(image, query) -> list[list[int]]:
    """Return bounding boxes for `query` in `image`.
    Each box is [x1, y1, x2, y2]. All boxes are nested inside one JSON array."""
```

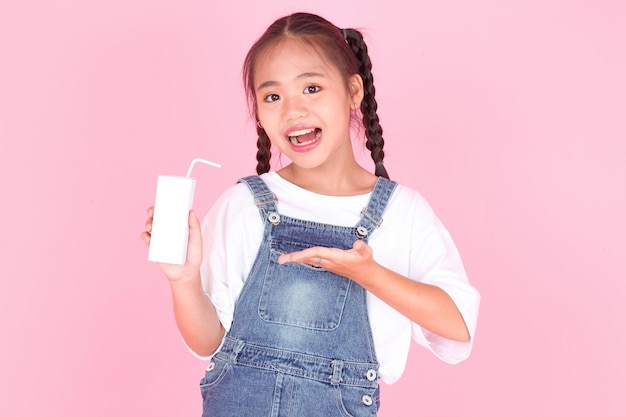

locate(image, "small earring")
[[257, 120, 263, 129]]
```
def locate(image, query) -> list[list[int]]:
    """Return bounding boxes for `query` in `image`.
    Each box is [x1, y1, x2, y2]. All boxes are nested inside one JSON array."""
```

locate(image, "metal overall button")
[[361, 395, 373, 406], [355, 226, 368, 238], [365, 369, 377, 381], [267, 212, 281, 225], [207, 362, 215, 372]]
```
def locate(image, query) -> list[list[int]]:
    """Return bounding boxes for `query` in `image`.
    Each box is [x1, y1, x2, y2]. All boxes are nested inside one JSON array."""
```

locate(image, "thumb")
[[188, 210, 201, 241], [353, 240, 374, 265], [189, 209, 200, 226], [185, 210, 203, 265], [353, 239, 368, 252]]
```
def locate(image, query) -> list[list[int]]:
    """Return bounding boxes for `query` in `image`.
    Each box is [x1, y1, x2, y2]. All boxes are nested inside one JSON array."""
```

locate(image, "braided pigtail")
[[343, 29, 390, 179], [255, 124, 272, 175], [244, 14, 389, 178]]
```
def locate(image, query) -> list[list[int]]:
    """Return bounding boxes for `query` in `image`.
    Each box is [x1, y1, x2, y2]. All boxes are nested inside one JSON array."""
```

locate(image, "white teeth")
[[287, 128, 321, 146], [288, 128, 315, 138]]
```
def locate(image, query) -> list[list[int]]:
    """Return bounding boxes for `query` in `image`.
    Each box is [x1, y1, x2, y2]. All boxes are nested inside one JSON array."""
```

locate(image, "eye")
[[303, 85, 321, 94], [263, 93, 280, 103]]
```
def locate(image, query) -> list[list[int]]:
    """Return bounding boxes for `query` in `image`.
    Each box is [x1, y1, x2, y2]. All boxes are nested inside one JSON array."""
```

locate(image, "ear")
[[348, 74, 364, 110]]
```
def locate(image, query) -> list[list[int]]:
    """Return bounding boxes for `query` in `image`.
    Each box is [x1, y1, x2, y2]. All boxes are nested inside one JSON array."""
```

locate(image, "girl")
[[142, 12, 479, 417]]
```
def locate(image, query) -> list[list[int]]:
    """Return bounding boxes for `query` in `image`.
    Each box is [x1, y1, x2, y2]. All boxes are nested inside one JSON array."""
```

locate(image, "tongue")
[[296, 130, 318, 143]]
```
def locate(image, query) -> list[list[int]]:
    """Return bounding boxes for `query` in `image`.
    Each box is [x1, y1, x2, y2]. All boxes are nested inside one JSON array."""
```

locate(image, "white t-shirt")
[[196, 172, 480, 384]]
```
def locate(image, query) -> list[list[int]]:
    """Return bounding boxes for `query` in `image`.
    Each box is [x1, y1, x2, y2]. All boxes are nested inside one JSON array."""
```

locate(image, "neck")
[[277, 161, 377, 196]]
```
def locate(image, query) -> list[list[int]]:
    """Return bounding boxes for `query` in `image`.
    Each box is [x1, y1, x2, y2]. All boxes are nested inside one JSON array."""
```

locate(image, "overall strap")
[[355, 177, 398, 239], [237, 176, 281, 225]]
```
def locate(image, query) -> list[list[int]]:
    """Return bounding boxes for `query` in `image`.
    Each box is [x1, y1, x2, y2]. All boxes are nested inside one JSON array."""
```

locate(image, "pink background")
[[1, 1, 625, 416]]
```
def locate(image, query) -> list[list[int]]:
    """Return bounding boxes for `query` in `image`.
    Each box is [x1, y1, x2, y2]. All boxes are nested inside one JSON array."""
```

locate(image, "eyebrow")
[[256, 72, 325, 91]]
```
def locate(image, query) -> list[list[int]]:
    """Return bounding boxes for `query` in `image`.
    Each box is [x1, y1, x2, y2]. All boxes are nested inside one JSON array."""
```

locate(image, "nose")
[[282, 94, 308, 121]]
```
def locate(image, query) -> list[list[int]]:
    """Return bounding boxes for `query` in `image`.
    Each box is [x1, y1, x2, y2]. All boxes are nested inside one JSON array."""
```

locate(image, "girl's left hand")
[[280, 238, 472, 342], [278, 239, 377, 285]]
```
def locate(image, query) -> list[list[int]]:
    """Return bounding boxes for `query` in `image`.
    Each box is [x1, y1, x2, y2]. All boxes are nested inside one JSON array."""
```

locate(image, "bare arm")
[[142, 208, 225, 356], [351, 252, 470, 342], [168, 276, 225, 356], [278, 239, 470, 342]]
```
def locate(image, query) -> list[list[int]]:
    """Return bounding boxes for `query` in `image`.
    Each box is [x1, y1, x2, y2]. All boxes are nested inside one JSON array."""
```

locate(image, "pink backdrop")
[[1, 1, 625, 416]]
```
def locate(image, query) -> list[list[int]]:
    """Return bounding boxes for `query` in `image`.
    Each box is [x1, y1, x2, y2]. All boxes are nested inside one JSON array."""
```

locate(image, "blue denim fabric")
[[200, 175, 397, 417]]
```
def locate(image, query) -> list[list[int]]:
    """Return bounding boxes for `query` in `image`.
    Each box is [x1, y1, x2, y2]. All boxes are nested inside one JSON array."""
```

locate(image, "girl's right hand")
[[141, 206, 203, 284]]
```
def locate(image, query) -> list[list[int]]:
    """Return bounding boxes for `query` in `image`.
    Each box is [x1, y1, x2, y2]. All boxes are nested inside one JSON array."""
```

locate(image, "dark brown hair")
[[242, 12, 389, 179]]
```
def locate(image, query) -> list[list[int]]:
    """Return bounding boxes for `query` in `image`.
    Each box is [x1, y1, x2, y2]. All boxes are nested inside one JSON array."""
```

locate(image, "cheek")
[[256, 106, 274, 127], [326, 99, 353, 125], [264, 128, 287, 148]]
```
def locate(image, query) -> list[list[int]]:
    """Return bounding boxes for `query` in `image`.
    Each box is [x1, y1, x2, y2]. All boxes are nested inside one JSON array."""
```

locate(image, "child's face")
[[254, 38, 363, 171]]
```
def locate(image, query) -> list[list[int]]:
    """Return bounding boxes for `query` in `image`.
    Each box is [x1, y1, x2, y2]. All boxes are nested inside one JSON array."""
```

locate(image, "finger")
[[352, 239, 372, 256], [278, 246, 332, 265], [147, 206, 154, 217], [278, 253, 322, 266], [188, 211, 201, 243], [140, 231, 151, 245], [352, 239, 369, 254], [188, 209, 200, 228], [277, 253, 295, 264], [277, 249, 313, 264], [186, 210, 203, 265]]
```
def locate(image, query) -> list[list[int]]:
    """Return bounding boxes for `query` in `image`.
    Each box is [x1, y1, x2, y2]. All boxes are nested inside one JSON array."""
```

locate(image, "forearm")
[[169, 278, 225, 357], [356, 264, 470, 342]]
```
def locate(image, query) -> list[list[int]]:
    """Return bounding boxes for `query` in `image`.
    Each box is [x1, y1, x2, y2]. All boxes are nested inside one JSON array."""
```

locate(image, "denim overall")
[[200, 175, 397, 417]]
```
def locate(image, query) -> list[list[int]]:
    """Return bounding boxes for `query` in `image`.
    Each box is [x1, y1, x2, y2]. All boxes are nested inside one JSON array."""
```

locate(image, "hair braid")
[[255, 126, 272, 175], [344, 29, 390, 179], [243, 13, 389, 178]]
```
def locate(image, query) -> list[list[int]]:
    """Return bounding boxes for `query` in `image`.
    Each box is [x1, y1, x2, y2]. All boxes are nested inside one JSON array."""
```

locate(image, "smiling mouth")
[[288, 128, 322, 146]]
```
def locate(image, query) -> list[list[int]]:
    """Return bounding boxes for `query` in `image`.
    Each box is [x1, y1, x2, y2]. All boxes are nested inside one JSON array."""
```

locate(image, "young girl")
[[142, 12, 479, 417]]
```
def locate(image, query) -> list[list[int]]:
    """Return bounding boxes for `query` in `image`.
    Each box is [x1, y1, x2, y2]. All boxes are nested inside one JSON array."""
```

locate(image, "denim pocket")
[[199, 358, 229, 393], [259, 243, 351, 330], [336, 384, 380, 417]]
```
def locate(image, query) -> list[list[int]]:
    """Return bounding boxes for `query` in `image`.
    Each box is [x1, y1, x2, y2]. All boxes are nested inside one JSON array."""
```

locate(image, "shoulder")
[[385, 182, 437, 223], [201, 177, 263, 236], [209, 182, 255, 215]]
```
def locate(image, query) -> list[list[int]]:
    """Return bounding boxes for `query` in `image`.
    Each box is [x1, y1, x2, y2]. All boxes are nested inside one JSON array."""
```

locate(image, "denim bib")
[[200, 175, 397, 417]]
